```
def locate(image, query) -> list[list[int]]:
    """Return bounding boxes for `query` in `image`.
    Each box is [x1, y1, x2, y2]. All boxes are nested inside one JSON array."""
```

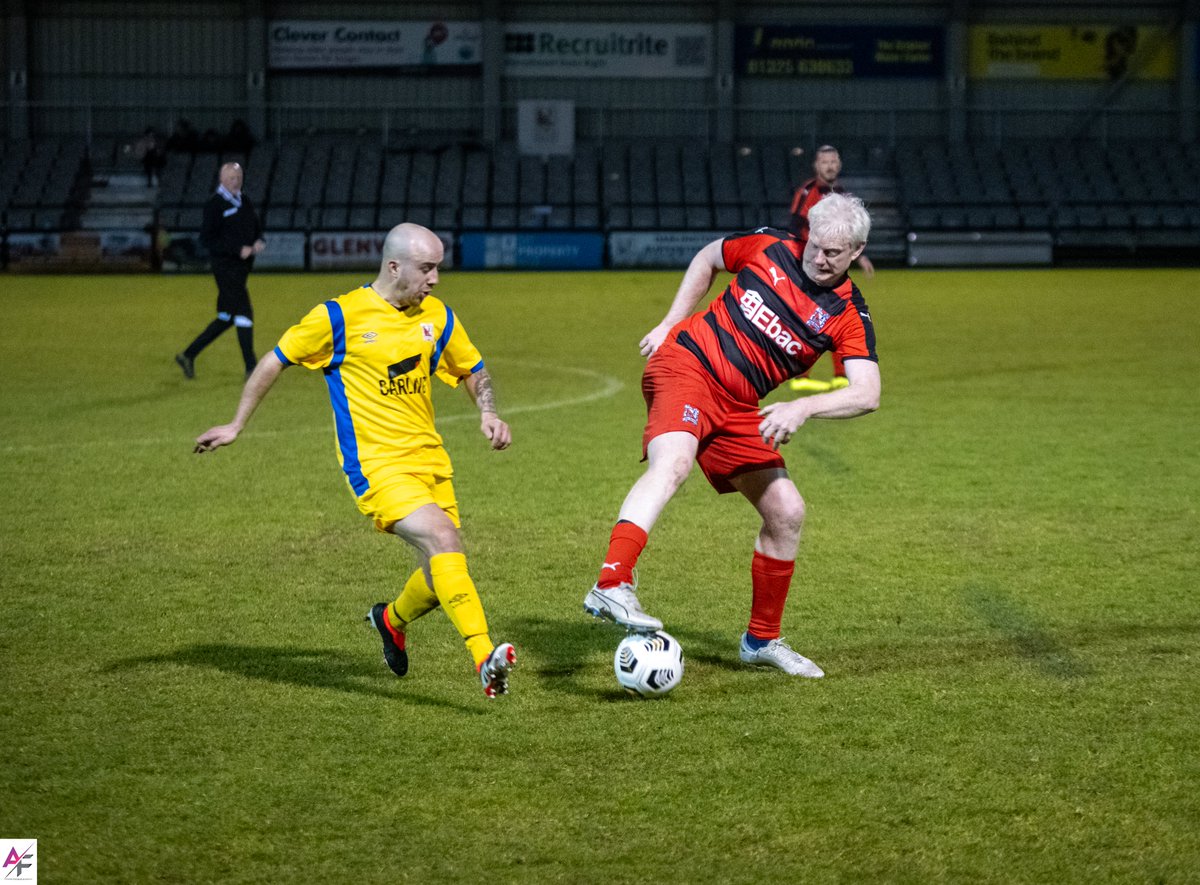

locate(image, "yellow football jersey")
[[274, 285, 483, 494]]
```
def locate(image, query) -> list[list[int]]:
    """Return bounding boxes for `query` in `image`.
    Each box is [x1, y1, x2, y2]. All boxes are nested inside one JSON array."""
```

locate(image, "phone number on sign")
[[745, 58, 854, 76]]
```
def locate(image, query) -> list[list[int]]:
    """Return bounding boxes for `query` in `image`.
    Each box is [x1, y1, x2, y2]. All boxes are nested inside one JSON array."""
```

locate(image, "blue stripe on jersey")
[[470, 359, 484, 374], [326, 300, 348, 370], [321, 300, 368, 495], [273, 346, 294, 366], [431, 305, 455, 372]]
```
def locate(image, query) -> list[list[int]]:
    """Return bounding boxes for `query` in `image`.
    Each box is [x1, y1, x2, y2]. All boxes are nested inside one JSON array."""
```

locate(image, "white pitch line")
[[0, 361, 625, 455], [441, 362, 624, 421]]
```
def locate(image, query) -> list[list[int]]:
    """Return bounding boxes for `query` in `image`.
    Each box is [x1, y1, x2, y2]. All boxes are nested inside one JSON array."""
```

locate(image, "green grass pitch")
[[1, 267, 1197, 883]]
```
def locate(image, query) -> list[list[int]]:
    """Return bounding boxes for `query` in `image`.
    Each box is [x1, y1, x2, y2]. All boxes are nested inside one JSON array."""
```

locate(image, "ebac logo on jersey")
[[738, 289, 804, 356], [379, 354, 429, 397]]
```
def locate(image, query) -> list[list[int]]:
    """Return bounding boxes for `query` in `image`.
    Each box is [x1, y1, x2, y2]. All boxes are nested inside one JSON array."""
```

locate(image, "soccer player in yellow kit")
[[194, 223, 517, 698]]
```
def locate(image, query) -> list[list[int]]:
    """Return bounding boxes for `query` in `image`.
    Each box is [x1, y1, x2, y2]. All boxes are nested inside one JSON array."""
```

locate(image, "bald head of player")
[[374, 223, 444, 310], [218, 161, 244, 196]]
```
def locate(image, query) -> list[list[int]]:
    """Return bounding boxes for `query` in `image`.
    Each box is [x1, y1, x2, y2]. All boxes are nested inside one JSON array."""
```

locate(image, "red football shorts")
[[641, 342, 784, 494]]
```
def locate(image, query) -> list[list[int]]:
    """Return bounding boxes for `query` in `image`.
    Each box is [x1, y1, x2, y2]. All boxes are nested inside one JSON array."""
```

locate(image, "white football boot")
[[584, 581, 662, 633], [739, 634, 825, 678], [479, 642, 516, 699]]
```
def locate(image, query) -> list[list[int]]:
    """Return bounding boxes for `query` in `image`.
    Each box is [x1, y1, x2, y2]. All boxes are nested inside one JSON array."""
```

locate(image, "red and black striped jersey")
[[670, 227, 877, 405], [788, 177, 841, 241]]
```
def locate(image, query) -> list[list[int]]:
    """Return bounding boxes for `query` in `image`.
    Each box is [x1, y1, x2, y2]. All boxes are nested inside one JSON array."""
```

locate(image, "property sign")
[[460, 233, 604, 269]]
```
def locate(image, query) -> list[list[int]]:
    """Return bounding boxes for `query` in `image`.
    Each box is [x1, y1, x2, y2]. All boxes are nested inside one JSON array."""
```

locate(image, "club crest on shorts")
[[421, 322, 435, 342], [682, 404, 700, 426]]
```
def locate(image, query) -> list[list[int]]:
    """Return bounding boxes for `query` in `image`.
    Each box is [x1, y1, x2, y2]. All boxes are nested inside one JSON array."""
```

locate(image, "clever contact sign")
[[268, 20, 482, 69]]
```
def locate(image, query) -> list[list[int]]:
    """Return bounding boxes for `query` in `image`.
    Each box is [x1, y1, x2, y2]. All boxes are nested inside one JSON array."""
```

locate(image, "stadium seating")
[[1, 138, 87, 231], [3, 134, 1198, 266], [894, 137, 1200, 252]]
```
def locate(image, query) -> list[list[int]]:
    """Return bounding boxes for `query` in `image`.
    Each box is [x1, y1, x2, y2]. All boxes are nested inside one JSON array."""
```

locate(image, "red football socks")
[[596, 521, 648, 588], [747, 550, 795, 639]]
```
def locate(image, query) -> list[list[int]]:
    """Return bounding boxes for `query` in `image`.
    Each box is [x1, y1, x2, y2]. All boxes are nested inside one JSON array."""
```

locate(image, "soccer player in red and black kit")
[[788, 145, 874, 393], [584, 193, 879, 678]]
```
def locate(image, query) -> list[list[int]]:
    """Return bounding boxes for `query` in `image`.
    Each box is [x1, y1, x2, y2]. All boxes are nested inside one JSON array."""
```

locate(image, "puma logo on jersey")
[[768, 266, 786, 287]]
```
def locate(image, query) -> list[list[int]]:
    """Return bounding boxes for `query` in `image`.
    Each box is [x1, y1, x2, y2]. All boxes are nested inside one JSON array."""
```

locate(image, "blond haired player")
[[587, 195, 880, 678], [194, 223, 516, 698]]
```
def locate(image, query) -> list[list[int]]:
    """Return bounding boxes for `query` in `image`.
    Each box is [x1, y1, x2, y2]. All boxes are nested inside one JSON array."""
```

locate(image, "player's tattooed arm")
[[464, 368, 511, 450], [470, 368, 499, 415]]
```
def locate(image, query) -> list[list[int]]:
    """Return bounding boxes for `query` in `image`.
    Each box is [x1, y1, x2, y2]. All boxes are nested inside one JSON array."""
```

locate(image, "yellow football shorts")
[[352, 464, 461, 533]]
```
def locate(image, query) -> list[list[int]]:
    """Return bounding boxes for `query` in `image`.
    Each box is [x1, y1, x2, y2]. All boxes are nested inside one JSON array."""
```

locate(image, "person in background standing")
[[787, 145, 874, 393], [175, 162, 265, 380], [135, 127, 166, 187]]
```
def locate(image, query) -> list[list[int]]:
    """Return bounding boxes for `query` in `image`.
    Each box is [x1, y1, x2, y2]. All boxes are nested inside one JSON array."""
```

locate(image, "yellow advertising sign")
[[968, 25, 1176, 80]]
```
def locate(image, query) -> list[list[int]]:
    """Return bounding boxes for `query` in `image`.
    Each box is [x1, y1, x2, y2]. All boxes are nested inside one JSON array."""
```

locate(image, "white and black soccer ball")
[[614, 630, 684, 697]]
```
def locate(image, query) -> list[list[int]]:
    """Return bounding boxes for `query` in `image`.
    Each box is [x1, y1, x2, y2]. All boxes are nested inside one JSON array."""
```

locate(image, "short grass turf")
[[1, 267, 1197, 884]]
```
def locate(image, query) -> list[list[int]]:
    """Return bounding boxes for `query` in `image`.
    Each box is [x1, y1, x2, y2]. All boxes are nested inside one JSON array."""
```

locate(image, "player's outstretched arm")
[[758, 360, 880, 449], [194, 353, 287, 453], [462, 368, 511, 451], [639, 239, 726, 357]]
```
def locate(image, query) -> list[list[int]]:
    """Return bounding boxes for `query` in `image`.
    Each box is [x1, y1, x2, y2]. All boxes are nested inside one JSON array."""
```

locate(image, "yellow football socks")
[[387, 567, 440, 630], [465, 635, 495, 670], [429, 552, 495, 668]]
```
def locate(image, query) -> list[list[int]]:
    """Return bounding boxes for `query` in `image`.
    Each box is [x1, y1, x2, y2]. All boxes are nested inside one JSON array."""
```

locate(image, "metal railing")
[[4, 99, 1191, 149]]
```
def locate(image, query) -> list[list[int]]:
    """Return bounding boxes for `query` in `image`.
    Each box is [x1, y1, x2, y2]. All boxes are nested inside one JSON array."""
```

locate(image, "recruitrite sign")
[[268, 20, 482, 69], [504, 22, 712, 78]]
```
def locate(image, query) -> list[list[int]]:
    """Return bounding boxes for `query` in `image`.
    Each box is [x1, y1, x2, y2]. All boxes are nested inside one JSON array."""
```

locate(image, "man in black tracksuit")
[[175, 161, 265, 379]]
